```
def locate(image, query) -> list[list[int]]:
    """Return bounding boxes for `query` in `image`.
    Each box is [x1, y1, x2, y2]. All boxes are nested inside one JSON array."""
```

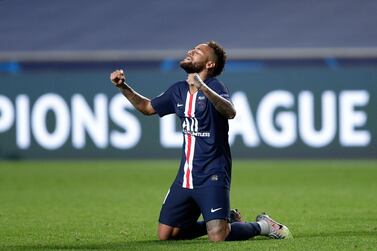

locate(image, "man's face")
[[180, 44, 213, 74]]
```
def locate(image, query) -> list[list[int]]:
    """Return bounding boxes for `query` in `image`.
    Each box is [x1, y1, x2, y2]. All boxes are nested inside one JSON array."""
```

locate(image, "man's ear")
[[206, 61, 216, 71]]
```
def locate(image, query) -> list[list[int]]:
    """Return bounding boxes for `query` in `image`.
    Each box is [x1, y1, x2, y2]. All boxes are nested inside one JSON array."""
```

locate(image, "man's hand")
[[187, 73, 204, 90], [110, 69, 125, 87], [109, 69, 156, 115], [192, 73, 204, 90], [189, 73, 236, 119]]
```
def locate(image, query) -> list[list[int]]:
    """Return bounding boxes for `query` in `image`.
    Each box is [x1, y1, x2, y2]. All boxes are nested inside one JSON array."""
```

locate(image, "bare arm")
[[110, 69, 156, 116], [192, 74, 236, 119]]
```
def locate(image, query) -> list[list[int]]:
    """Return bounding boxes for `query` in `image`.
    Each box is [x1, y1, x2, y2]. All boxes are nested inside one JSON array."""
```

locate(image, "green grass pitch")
[[1, 160, 376, 250]]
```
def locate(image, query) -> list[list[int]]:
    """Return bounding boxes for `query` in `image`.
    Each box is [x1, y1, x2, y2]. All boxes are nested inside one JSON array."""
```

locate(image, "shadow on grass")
[[5, 230, 377, 250], [1, 237, 277, 251], [1, 239, 213, 250], [6, 230, 375, 250]]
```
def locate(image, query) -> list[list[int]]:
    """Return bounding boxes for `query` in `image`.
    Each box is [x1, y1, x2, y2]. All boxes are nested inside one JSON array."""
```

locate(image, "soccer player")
[[110, 41, 291, 242]]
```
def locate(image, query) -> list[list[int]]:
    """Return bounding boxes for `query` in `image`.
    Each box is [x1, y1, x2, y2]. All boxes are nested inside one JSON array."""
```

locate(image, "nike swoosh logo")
[[177, 104, 184, 107], [211, 207, 222, 213]]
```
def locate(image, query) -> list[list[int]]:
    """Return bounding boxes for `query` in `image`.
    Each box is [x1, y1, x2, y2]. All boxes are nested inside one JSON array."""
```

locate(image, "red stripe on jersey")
[[185, 134, 192, 188]]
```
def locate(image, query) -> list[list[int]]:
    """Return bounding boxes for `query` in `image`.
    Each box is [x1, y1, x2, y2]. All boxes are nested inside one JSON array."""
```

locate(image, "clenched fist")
[[187, 73, 204, 90], [110, 69, 125, 87]]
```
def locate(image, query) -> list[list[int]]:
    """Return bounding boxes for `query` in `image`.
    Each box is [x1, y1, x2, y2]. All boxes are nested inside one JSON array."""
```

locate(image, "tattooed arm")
[[190, 73, 236, 119], [110, 69, 156, 116]]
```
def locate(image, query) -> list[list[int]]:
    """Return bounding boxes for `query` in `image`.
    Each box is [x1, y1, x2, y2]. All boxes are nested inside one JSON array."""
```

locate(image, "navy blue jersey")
[[151, 77, 232, 189]]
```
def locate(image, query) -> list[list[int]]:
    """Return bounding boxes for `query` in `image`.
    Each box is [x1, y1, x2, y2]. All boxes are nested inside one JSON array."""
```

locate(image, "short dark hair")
[[207, 41, 227, 77]]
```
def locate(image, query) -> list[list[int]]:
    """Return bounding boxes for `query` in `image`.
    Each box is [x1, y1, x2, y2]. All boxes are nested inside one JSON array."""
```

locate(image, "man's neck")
[[195, 72, 208, 81], [187, 72, 212, 94], [188, 83, 198, 94]]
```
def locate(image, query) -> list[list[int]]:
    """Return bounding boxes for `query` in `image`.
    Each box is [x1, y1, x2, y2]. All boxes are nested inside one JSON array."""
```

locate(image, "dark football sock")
[[174, 221, 207, 240], [225, 222, 261, 241]]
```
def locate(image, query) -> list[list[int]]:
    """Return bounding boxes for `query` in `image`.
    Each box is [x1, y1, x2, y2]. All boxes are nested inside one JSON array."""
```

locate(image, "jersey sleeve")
[[210, 80, 232, 102], [151, 85, 176, 117]]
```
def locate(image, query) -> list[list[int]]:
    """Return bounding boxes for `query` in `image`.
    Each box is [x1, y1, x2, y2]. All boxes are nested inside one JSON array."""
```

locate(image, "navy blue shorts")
[[159, 183, 230, 228]]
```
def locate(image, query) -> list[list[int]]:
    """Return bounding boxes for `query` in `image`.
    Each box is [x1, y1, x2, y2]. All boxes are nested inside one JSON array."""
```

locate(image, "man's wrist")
[[117, 81, 129, 89], [198, 82, 207, 91]]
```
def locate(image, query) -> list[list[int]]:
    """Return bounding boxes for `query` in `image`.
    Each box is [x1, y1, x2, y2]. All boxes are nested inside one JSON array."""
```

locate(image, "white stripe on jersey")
[[182, 91, 197, 189]]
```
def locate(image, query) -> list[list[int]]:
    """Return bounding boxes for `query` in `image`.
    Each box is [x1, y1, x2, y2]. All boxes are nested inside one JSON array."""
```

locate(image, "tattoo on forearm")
[[118, 83, 152, 114], [213, 99, 235, 119], [202, 87, 236, 119]]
